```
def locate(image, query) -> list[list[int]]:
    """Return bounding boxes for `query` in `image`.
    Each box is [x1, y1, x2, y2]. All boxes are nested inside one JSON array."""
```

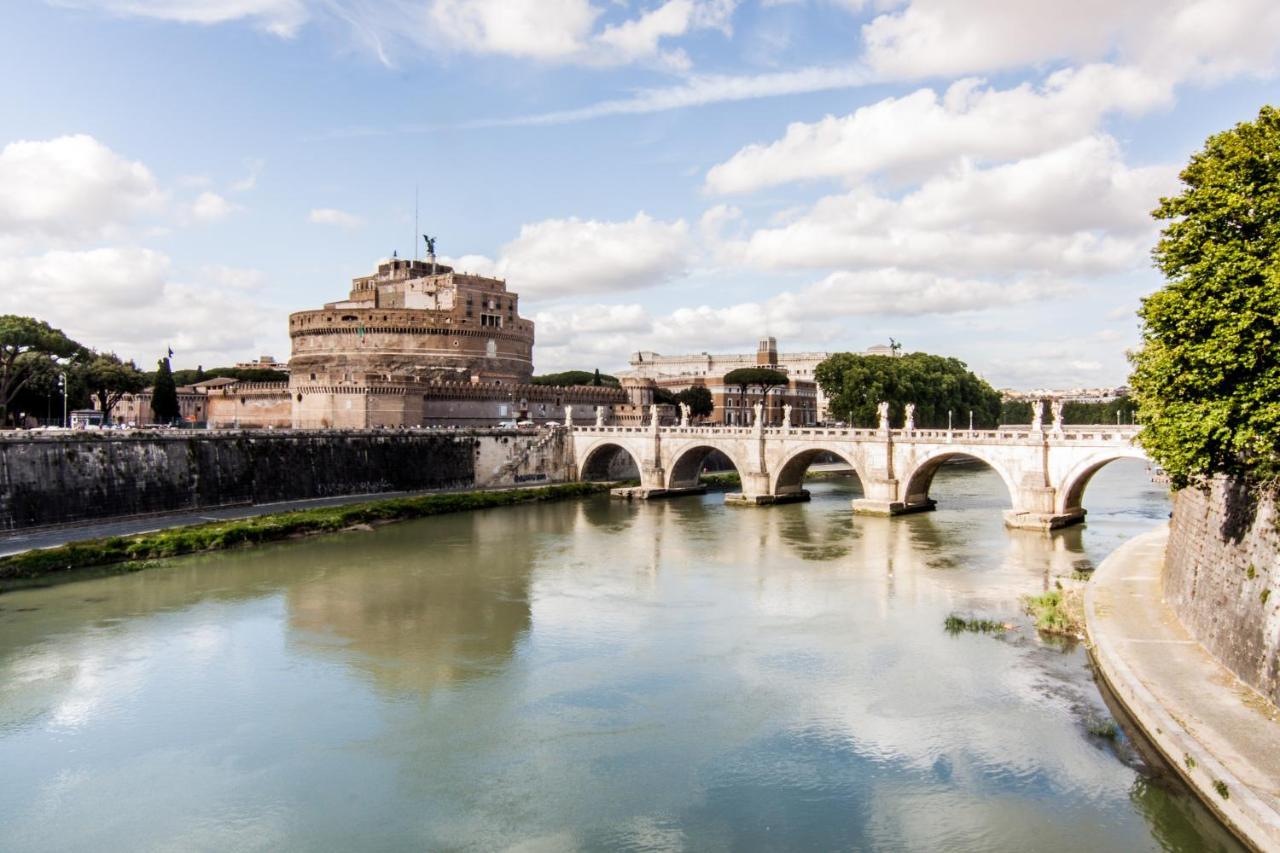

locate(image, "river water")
[[0, 462, 1245, 852]]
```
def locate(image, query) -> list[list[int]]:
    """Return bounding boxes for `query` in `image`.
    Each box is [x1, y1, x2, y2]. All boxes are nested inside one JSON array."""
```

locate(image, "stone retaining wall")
[[0, 429, 572, 531], [1165, 478, 1280, 703]]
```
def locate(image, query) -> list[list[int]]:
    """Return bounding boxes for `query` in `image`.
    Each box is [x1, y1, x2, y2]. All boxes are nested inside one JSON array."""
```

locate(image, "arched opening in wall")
[[667, 445, 743, 490], [1060, 455, 1168, 521], [579, 443, 641, 482], [903, 453, 1016, 513], [772, 448, 865, 498]]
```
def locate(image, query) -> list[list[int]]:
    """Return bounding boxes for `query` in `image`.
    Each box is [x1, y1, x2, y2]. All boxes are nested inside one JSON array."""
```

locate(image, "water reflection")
[[0, 458, 1239, 853]]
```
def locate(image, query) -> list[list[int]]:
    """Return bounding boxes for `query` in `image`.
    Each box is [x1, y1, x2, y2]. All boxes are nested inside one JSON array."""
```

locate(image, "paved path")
[[0, 490, 447, 558], [1086, 525, 1280, 851]]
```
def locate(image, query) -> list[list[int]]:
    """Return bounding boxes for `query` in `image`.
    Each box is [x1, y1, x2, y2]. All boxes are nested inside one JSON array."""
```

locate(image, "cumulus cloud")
[[308, 207, 363, 229], [449, 213, 692, 299], [0, 134, 164, 245], [860, 0, 1280, 82], [0, 248, 286, 364], [718, 136, 1177, 276], [705, 66, 1172, 194], [188, 191, 239, 223]]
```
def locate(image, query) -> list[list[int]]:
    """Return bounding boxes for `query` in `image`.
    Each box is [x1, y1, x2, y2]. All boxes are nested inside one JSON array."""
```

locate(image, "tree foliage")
[[1000, 397, 1137, 426], [0, 315, 83, 424], [84, 353, 145, 424], [675, 385, 714, 419], [530, 370, 620, 388], [151, 357, 180, 424], [1130, 105, 1280, 487], [815, 352, 1001, 429]]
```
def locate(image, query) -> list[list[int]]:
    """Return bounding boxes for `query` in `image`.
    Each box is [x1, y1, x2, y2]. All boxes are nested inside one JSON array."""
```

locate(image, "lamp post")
[[59, 372, 67, 428]]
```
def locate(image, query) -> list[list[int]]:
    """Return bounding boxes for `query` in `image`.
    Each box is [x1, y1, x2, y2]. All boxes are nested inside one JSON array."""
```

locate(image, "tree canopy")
[[0, 316, 84, 424], [675, 385, 714, 419], [722, 367, 788, 392], [1130, 105, 1280, 487], [815, 352, 1001, 429], [151, 357, 180, 424], [530, 370, 621, 388], [84, 353, 145, 424]]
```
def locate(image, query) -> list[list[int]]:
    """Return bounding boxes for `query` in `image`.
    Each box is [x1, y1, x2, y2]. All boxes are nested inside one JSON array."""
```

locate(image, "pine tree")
[[151, 356, 180, 425]]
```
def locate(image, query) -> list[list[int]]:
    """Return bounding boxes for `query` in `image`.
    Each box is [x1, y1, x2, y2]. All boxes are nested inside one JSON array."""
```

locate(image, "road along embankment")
[[1086, 525, 1280, 851]]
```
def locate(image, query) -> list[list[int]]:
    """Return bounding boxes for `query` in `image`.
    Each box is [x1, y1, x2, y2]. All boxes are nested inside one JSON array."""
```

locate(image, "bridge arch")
[[578, 441, 641, 482], [1056, 447, 1151, 515], [666, 443, 750, 490], [771, 446, 868, 497], [900, 448, 1020, 510]]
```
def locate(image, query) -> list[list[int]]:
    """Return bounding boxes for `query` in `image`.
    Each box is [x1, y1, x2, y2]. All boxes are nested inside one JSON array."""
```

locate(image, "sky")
[[0, 0, 1277, 389]]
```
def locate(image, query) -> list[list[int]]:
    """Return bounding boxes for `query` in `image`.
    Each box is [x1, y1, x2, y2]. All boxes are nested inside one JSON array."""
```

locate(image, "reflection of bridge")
[[570, 424, 1147, 530]]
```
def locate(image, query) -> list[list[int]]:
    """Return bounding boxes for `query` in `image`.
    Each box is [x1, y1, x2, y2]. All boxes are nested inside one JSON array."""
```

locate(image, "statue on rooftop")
[[423, 235, 436, 257]]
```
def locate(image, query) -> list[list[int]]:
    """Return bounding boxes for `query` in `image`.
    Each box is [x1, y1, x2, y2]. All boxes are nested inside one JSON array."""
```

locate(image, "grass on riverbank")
[[1023, 585, 1086, 638], [944, 614, 1010, 635], [0, 482, 611, 592]]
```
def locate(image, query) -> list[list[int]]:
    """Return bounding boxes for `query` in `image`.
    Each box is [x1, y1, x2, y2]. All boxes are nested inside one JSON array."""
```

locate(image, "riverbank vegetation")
[[1024, 586, 1086, 637], [0, 482, 610, 592], [943, 614, 1009, 635], [1130, 105, 1280, 489]]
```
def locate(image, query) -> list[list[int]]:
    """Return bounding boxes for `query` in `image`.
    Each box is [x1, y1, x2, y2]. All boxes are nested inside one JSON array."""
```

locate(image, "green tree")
[[530, 370, 621, 388], [1130, 105, 1280, 487], [84, 353, 145, 424], [675, 385, 714, 419], [815, 352, 1001, 429], [723, 367, 789, 423], [151, 356, 180, 425], [0, 315, 83, 425], [652, 386, 678, 405]]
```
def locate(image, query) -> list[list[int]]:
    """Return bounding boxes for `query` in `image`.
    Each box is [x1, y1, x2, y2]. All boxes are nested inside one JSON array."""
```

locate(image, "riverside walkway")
[[1086, 526, 1280, 851]]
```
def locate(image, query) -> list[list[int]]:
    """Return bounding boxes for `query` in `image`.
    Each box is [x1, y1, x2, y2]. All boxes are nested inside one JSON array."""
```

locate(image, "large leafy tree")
[[815, 352, 1001, 429], [0, 316, 83, 425], [151, 356, 180, 424], [84, 353, 145, 424], [675, 385, 714, 419], [1130, 105, 1280, 488], [530, 369, 621, 388]]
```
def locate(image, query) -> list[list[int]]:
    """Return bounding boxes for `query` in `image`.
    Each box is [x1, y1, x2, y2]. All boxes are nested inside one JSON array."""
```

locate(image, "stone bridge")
[[569, 422, 1147, 531]]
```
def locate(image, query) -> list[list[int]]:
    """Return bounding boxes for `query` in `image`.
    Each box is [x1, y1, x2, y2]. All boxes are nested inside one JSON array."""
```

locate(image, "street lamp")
[[58, 372, 67, 428]]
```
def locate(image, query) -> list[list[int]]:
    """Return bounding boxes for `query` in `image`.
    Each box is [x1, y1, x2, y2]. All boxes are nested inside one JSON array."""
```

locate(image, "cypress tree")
[[151, 356, 180, 425]]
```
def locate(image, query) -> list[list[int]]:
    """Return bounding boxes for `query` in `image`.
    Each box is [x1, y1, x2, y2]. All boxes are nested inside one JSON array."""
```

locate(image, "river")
[[0, 461, 1244, 851]]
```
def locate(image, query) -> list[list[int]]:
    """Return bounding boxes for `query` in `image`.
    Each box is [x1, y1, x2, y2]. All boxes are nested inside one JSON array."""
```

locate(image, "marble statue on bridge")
[[877, 401, 890, 432], [1051, 400, 1064, 433], [564, 405, 573, 428], [679, 402, 690, 427], [783, 403, 792, 429], [904, 403, 915, 432], [753, 402, 764, 429], [1031, 400, 1044, 432], [595, 406, 605, 427]]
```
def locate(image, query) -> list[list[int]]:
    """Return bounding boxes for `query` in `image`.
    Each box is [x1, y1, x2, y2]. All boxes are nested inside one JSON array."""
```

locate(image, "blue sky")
[[1, 0, 1277, 388]]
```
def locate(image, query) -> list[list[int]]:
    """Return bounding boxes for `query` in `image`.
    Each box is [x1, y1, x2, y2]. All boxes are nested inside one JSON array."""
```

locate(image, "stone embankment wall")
[[1164, 478, 1280, 704], [0, 429, 574, 532]]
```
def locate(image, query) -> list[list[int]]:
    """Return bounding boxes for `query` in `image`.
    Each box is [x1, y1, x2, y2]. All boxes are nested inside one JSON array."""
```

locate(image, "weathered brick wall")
[[0, 430, 559, 531], [1164, 478, 1280, 703]]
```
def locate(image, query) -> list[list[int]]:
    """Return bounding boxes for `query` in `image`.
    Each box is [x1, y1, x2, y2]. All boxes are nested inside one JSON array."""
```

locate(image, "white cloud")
[[860, 0, 1280, 82], [720, 136, 1177, 276], [705, 66, 1172, 194], [0, 134, 164, 245], [451, 213, 692, 299], [308, 207, 363, 229], [229, 158, 264, 192], [52, 0, 308, 37], [189, 191, 239, 222], [0, 248, 286, 366]]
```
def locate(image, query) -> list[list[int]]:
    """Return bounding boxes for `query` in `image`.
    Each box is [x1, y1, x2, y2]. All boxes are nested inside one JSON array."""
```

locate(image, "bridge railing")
[[569, 424, 1141, 444]]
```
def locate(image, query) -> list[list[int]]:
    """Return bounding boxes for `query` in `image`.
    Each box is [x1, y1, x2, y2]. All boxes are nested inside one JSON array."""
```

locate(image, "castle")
[[206, 253, 626, 429]]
